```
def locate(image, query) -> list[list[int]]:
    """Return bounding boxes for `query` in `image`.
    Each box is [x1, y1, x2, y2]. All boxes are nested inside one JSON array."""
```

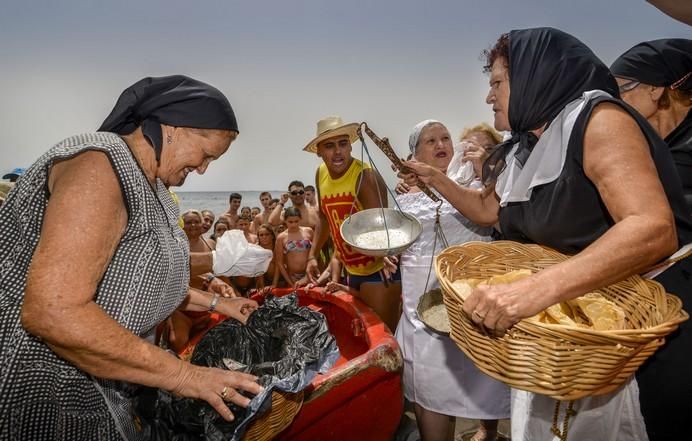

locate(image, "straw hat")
[[303, 116, 359, 153], [0, 181, 14, 201]]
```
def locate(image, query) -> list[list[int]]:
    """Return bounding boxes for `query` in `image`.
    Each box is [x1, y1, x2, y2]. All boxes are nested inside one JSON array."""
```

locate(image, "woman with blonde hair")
[[458, 123, 503, 182]]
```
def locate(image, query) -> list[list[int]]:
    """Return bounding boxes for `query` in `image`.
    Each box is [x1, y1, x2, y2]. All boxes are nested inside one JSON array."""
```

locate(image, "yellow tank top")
[[318, 158, 383, 276]]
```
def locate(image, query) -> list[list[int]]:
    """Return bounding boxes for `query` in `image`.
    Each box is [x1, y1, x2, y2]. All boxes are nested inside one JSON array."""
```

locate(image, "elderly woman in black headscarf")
[[401, 28, 692, 441], [0, 75, 262, 440], [611, 38, 692, 213]]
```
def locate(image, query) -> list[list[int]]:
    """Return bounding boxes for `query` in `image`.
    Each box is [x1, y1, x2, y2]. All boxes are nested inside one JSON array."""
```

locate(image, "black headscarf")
[[482, 27, 619, 184], [98, 75, 238, 162], [610, 39, 692, 90]]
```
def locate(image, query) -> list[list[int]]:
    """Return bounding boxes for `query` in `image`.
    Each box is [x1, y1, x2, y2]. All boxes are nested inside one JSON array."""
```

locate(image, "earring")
[[167, 135, 173, 144]]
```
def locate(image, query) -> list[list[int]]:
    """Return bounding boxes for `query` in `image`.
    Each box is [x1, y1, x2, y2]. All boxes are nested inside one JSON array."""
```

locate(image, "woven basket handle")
[[642, 242, 692, 279]]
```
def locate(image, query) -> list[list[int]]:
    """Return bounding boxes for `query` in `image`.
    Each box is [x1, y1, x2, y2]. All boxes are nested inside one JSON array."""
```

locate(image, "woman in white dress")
[[395, 120, 510, 441]]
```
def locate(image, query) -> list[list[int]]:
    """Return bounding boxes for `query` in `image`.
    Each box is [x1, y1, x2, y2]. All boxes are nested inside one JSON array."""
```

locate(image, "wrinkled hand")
[[382, 255, 399, 279], [400, 160, 441, 187], [208, 277, 238, 298], [460, 141, 488, 179], [461, 279, 546, 336], [215, 297, 258, 324], [172, 362, 263, 422], [306, 258, 320, 283]]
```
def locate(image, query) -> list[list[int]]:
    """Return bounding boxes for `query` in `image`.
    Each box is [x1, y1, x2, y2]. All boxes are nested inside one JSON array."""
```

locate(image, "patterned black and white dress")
[[0, 133, 190, 440]]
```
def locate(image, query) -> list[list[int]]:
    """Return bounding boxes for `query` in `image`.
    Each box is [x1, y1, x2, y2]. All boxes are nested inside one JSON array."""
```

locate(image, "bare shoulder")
[[48, 150, 126, 218], [584, 102, 645, 146], [49, 150, 119, 190]]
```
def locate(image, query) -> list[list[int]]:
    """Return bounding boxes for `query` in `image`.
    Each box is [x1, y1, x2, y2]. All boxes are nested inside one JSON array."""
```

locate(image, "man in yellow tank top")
[[304, 116, 402, 332]]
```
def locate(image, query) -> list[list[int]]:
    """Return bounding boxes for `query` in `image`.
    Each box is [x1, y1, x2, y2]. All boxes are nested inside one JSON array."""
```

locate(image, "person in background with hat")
[[2, 167, 26, 182], [401, 28, 692, 440], [0, 180, 14, 208], [304, 116, 402, 332], [0, 75, 262, 440], [611, 38, 692, 214]]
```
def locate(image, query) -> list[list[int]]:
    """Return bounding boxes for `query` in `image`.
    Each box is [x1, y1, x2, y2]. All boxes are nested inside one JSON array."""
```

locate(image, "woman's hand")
[[461, 278, 548, 336], [215, 297, 258, 324], [172, 362, 263, 422], [208, 277, 238, 298], [460, 141, 488, 178], [399, 160, 442, 187]]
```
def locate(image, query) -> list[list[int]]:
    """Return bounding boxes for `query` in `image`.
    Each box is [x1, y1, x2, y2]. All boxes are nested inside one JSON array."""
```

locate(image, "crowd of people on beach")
[[0, 22, 690, 441]]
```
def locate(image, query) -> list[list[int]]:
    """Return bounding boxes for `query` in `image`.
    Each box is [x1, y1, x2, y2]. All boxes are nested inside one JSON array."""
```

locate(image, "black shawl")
[[483, 27, 619, 184]]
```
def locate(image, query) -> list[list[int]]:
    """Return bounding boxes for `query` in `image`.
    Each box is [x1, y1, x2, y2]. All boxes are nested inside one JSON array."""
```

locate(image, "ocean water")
[[175, 191, 284, 217]]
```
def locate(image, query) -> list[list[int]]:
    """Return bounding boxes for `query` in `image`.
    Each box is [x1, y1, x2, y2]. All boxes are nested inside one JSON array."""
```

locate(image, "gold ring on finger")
[[220, 386, 228, 400]]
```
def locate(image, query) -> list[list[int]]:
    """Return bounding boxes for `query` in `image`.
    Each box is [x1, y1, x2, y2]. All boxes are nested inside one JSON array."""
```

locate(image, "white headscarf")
[[408, 119, 442, 154]]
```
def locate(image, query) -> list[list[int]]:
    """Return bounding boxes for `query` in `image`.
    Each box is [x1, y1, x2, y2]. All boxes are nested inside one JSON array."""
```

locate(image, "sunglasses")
[[618, 80, 640, 94], [290, 190, 305, 196]]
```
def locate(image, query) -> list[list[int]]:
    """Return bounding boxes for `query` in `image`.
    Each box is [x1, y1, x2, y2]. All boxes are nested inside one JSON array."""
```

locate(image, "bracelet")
[[208, 292, 220, 312], [307, 256, 317, 262]]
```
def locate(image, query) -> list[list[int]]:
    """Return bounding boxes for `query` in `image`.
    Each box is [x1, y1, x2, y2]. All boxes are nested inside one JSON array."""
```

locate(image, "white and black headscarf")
[[482, 27, 619, 186]]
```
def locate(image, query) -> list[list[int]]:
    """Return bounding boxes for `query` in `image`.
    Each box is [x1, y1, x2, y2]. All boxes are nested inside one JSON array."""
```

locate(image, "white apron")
[[394, 191, 510, 419], [511, 380, 649, 441]]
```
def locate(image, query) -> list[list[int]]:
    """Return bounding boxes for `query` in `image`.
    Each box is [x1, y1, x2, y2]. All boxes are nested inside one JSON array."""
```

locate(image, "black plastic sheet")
[[135, 293, 339, 441]]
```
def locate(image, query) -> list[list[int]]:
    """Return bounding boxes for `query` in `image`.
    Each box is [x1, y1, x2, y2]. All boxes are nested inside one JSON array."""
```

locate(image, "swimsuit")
[[283, 238, 312, 254]]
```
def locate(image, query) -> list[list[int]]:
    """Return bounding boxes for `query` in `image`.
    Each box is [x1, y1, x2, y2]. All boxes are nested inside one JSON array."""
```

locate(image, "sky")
[[0, 0, 689, 192]]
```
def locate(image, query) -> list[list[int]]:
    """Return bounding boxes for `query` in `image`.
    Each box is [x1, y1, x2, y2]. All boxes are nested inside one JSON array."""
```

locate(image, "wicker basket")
[[436, 241, 688, 401], [243, 390, 304, 441]]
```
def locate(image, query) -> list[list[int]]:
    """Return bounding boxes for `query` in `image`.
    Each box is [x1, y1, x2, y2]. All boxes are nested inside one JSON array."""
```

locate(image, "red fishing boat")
[[181, 287, 404, 441]]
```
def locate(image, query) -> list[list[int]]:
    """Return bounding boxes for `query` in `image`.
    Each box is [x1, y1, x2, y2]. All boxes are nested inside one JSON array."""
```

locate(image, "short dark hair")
[[284, 207, 302, 218], [288, 180, 304, 190], [238, 214, 252, 222], [304, 185, 315, 192], [270, 198, 280, 204], [260, 191, 272, 198], [229, 192, 242, 202], [482, 33, 510, 74]]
